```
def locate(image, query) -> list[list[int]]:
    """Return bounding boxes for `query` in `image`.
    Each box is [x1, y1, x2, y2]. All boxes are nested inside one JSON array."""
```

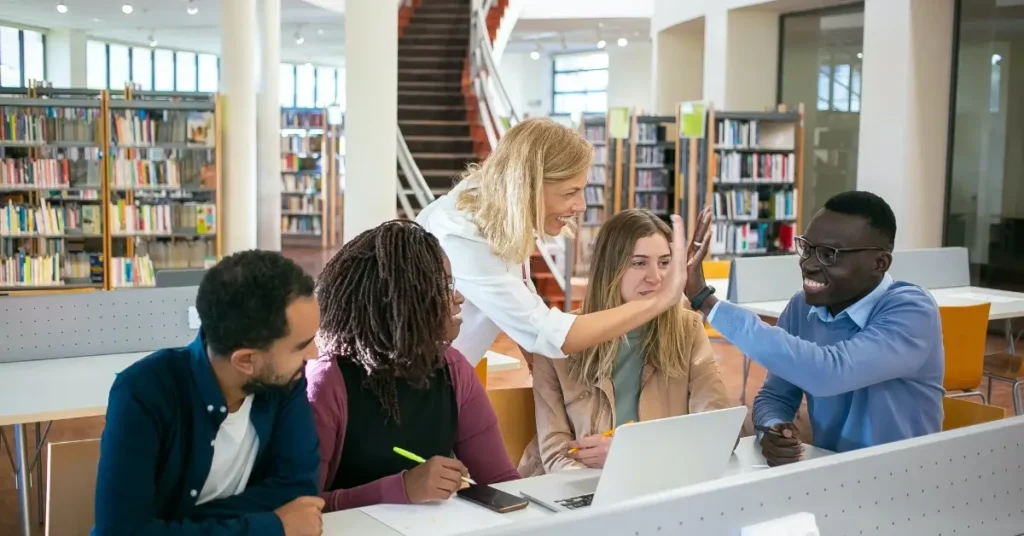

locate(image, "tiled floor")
[[0, 247, 1017, 534]]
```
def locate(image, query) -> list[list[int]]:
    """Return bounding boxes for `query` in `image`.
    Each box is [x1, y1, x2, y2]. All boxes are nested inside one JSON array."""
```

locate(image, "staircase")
[[398, 0, 480, 200]]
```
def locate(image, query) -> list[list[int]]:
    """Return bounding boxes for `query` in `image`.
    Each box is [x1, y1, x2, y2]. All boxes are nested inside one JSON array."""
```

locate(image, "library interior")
[[2, 0, 1024, 534]]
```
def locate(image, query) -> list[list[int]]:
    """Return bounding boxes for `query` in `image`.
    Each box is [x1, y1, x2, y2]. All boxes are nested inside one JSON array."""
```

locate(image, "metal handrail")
[[472, 8, 519, 125], [394, 0, 435, 215]]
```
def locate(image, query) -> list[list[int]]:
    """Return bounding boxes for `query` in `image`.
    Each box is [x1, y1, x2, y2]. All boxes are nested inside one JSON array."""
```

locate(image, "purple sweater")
[[305, 347, 521, 512]]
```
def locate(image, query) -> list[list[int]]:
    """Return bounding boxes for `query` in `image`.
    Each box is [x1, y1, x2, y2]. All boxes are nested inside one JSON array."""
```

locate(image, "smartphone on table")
[[457, 484, 529, 513]]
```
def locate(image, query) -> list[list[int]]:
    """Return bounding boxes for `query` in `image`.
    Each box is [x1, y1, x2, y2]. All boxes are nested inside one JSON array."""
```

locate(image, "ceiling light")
[[617, 37, 628, 47], [148, 33, 157, 47], [317, 29, 325, 36], [530, 50, 540, 60], [596, 39, 606, 49], [857, 52, 863, 59], [296, 36, 305, 45], [122, 4, 133, 14], [56, 2, 67, 13], [187, 1, 198, 15]]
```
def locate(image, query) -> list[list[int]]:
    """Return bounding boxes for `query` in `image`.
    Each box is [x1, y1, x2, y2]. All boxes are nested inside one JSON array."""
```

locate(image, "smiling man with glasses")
[[683, 191, 944, 466]]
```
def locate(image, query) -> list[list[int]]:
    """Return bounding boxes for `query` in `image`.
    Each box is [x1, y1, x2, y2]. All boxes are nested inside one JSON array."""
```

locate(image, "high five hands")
[[654, 207, 714, 310]]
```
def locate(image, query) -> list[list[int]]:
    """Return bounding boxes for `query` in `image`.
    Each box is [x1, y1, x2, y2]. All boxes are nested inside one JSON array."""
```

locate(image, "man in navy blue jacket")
[[93, 250, 324, 535]]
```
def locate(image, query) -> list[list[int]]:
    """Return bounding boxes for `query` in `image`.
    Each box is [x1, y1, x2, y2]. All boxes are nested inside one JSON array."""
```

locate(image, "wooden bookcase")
[[679, 103, 805, 258], [280, 107, 341, 248], [575, 113, 609, 277], [0, 88, 223, 294], [623, 114, 679, 219]]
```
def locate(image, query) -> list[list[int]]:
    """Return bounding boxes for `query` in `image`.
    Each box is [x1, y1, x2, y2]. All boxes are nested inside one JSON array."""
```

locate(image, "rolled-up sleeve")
[[440, 231, 576, 358]]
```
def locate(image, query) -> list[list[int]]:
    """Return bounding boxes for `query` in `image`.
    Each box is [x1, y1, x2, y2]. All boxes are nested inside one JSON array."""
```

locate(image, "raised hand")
[[684, 206, 714, 300], [653, 214, 689, 309]]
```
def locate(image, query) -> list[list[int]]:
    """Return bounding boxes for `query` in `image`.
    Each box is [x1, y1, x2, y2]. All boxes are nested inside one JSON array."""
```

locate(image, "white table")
[[322, 436, 833, 535], [484, 351, 522, 373]]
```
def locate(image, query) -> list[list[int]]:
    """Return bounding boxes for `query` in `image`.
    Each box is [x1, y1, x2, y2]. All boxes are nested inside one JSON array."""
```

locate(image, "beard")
[[242, 364, 304, 395]]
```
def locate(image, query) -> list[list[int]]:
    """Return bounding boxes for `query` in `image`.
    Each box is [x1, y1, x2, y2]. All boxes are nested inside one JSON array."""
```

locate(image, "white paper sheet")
[[361, 499, 511, 536], [948, 292, 1022, 304]]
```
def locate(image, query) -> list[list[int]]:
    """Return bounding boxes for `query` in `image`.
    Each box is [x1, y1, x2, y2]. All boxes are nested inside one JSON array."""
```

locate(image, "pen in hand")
[[568, 420, 634, 455], [393, 446, 477, 485]]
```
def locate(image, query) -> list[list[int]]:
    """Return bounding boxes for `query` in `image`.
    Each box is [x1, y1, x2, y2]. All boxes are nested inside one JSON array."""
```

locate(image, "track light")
[[122, 4, 133, 14], [56, 2, 67, 13], [186, 1, 198, 15], [530, 50, 540, 60], [617, 37, 628, 47], [596, 39, 606, 49], [148, 34, 157, 47]]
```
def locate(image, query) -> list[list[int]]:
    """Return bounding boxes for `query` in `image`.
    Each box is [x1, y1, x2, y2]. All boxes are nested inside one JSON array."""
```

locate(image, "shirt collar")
[[188, 330, 230, 419], [808, 273, 894, 329]]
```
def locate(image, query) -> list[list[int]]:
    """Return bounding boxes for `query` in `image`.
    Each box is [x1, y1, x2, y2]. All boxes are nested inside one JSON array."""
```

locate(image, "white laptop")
[[519, 406, 747, 512]]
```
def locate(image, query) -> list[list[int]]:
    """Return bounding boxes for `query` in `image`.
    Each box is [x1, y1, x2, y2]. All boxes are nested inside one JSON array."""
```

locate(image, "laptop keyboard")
[[555, 493, 594, 510]]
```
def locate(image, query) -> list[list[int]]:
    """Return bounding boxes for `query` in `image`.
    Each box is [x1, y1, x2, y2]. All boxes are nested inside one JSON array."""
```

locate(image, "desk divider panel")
[[0, 286, 199, 364], [726, 247, 972, 305], [479, 416, 1024, 536]]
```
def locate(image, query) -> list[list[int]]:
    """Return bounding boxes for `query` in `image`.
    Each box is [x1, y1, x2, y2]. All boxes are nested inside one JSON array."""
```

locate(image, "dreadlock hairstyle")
[[316, 219, 453, 422]]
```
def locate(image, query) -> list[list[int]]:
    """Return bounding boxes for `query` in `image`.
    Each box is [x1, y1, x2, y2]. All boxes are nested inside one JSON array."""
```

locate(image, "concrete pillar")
[[652, 19, 704, 116], [856, 0, 954, 249], [257, 0, 282, 251], [344, 0, 398, 242], [45, 30, 88, 88], [702, 7, 778, 111], [221, 0, 259, 253], [607, 41, 653, 111]]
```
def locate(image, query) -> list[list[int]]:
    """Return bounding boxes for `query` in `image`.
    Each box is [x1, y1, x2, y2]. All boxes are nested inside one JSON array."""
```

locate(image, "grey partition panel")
[[0, 286, 199, 363], [727, 254, 803, 304], [156, 269, 208, 288], [890, 247, 970, 289]]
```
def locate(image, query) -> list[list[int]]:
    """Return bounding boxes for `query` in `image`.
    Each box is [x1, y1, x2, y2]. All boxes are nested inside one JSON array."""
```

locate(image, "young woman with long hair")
[[416, 118, 711, 367], [518, 208, 733, 476], [305, 220, 519, 512]]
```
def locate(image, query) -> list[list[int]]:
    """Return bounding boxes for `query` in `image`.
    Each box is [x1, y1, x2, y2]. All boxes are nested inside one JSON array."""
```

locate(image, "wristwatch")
[[690, 285, 716, 311]]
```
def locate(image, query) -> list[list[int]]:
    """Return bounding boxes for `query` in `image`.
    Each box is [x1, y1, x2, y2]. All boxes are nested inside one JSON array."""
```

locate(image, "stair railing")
[[395, 0, 435, 218], [468, 1, 569, 299]]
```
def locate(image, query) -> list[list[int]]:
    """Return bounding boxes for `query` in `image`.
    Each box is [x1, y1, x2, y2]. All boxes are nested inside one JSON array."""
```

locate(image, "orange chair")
[[475, 357, 488, 389], [941, 397, 1005, 431], [486, 387, 537, 466], [702, 260, 731, 339], [939, 303, 991, 403]]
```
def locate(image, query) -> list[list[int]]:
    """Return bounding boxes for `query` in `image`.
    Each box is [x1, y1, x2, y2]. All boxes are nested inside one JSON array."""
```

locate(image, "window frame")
[[0, 24, 46, 88], [551, 52, 609, 115]]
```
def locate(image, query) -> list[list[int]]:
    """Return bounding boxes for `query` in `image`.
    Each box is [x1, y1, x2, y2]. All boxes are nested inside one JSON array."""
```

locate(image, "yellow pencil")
[[567, 421, 633, 455]]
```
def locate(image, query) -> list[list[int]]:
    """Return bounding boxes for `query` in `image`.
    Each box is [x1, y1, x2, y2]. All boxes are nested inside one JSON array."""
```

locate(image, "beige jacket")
[[518, 311, 733, 477]]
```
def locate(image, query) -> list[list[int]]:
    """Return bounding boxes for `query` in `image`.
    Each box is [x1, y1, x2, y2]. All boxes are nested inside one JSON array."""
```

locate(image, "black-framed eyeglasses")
[[794, 236, 889, 267]]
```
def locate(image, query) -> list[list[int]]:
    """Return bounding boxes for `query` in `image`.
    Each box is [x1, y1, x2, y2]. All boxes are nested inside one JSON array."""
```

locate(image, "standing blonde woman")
[[417, 118, 712, 365]]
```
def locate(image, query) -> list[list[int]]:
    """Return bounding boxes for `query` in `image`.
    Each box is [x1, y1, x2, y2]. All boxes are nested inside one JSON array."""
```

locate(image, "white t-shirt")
[[416, 180, 577, 364], [196, 394, 259, 505]]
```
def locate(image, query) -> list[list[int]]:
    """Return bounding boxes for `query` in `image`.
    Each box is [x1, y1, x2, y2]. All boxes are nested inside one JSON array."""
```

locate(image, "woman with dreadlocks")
[[305, 220, 520, 512]]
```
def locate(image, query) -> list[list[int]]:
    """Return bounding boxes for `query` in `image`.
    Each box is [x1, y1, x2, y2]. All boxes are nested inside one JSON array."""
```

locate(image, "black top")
[[330, 359, 458, 491]]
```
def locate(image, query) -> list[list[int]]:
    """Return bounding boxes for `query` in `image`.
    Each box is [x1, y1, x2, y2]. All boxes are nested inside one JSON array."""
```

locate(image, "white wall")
[[607, 42, 654, 111], [520, 0, 654, 19], [499, 51, 553, 118], [652, 20, 704, 115]]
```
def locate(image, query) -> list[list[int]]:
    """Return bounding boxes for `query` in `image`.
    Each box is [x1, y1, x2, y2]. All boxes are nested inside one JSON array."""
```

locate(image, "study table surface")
[[321, 436, 833, 535], [739, 285, 1024, 320]]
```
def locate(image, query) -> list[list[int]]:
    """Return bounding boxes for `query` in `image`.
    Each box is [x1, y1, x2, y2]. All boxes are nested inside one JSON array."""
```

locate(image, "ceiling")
[[0, 0, 347, 66], [506, 17, 651, 55]]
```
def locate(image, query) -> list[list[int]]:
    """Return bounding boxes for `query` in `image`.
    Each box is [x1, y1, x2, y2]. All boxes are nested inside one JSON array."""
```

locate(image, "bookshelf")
[[0, 87, 223, 294], [575, 113, 609, 277], [679, 103, 804, 258], [625, 114, 678, 218], [281, 107, 341, 248]]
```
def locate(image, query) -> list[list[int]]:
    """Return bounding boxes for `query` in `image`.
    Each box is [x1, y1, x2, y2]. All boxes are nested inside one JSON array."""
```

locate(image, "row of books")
[[583, 125, 605, 142], [711, 189, 798, 221], [282, 110, 325, 129], [635, 146, 668, 166], [716, 119, 794, 150], [110, 255, 156, 288], [0, 253, 63, 287], [708, 221, 797, 255], [582, 207, 606, 225], [634, 193, 670, 214], [283, 174, 321, 193], [635, 122, 663, 144], [283, 196, 321, 213], [636, 169, 671, 189], [136, 239, 216, 271], [592, 145, 607, 165], [111, 110, 214, 147], [0, 107, 103, 143], [0, 157, 102, 189], [281, 135, 323, 154], [1, 201, 102, 236], [282, 215, 322, 235], [108, 202, 217, 235], [587, 166, 606, 186], [583, 187, 605, 206], [282, 154, 320, 172], [715, 152, 795, 183]]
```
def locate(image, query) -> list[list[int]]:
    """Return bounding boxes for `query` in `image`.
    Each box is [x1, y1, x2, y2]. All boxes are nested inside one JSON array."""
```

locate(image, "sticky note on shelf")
[[187, 306, 201, 329], [608, 107, 630, 139], [741, 512, 820, 536]]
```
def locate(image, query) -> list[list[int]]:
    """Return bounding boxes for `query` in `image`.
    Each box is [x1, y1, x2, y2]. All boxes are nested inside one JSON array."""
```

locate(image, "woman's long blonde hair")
[[568, 209, 698, 387], [456, 117, 593, 263]]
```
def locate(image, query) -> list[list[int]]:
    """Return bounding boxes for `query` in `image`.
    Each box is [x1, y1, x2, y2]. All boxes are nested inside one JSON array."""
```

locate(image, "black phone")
[[457, 484, 529, 513]]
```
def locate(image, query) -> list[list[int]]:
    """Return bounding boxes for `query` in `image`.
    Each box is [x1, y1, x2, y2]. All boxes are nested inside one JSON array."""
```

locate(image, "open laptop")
[[519, 405, 747, 512]]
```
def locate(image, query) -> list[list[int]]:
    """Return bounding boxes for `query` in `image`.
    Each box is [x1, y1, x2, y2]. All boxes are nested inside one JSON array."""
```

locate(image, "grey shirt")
[[612, 328, 645, 427]]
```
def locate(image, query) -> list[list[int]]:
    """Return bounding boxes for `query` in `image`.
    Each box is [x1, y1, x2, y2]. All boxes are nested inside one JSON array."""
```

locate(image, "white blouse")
[[416, 181, 576, 365]]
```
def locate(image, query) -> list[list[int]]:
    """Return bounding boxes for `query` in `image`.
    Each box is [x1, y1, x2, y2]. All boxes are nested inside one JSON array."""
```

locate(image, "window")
[[316, 67, 336, 107], [198, 54, 218, 92], [86, 40, 108, 90], [552, 52, 608, 115], [154, 49, 174, 91], [23, 30, 44, 84], [0, 26, 21, 87], [132, 47, 153, 90], [109, 44, 130, 89], [295, 63, 315, 108], [279, 63, 296, 107], [175, 51, 197, 92]]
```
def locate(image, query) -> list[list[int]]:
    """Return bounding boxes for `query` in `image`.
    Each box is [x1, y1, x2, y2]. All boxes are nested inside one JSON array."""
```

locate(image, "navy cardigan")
[[92, 332, 320, 535]]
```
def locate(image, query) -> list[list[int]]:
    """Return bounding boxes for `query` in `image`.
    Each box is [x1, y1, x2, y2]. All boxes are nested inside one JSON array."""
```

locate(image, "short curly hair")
[[196, 250, 315, 357]]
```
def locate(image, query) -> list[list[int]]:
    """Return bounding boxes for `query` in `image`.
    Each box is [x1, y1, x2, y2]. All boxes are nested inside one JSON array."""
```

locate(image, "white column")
[[45, 30, 87, 87], [856, 0, 954, 249], [702, 8, 728, 107], [221, 0, 259, 254], [702, 7, 778, 111], [607, 42, 653, 111], [652, 20, 704, 116], [257, 0, 282, 251], [344, 0, 398, 242]]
